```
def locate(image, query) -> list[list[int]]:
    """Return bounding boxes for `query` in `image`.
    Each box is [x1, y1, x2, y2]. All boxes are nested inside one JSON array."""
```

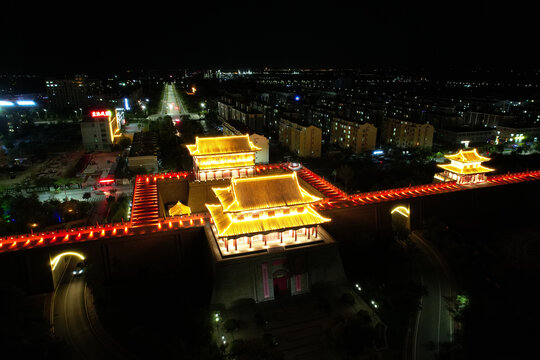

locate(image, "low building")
[[249, 133, 269, 164], [495, 125, 540, 144], [80, 109, 120, 151], [127, 155, 158, 174], [330, 116, 377, 153], [435, 127, 496, 146], [186, 134, 261, 181], [279, 118, 322, 158], [127, 131, 159, 173]]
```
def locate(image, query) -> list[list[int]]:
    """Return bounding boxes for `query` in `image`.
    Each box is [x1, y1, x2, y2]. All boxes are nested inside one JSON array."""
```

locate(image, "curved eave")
[[437, 163, 495, 174]]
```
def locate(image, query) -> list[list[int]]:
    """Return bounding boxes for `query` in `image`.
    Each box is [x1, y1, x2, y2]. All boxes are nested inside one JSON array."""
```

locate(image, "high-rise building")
[[330, 117, 377, 153], [45, 75, 102, 109], [381, 118, 434, 149], [278, 118, 322, 158]]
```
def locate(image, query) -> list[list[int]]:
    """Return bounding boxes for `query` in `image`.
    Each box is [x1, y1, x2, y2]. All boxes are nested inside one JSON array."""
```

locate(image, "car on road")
[[72, 262, 85, 276]]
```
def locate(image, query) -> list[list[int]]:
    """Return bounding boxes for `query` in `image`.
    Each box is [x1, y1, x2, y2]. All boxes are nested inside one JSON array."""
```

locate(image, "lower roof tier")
[[206, 204, 330, 238], [196, 159, 255, 171], [437, 163, 494, 175]]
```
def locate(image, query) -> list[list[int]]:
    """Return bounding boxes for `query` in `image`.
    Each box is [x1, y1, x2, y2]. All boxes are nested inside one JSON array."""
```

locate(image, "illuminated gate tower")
[[186, 134, 261, 181], [435, 148, 494, 184], [206, 172, 330, 255]]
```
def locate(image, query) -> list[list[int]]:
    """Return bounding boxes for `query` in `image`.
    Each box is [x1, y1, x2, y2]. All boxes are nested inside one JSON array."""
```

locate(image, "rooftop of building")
[[332, 116, 376, 126], [186, 134, 261, 156], [438, 125, 496, 132], [156, 167, 325, 218], [279, 116, 315, 129], [223, 119, 255, 135], [444, 148, 491, 163], [211, 172, 322, 213]]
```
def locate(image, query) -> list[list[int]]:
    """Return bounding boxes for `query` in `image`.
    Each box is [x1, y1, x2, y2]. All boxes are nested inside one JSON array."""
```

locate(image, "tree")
[[328, 313, 376, 358], [54, 177, 79, 199], [336, 164, 355, 190], [118, 136, 132, 149]]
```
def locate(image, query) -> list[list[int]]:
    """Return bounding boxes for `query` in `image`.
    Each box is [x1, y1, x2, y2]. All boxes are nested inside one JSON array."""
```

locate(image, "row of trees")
[[0, 194, 92, 235]]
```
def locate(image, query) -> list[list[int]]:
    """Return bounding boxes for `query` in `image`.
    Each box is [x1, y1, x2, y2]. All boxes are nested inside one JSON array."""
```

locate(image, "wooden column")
[[294, 229, 297, 242], [225, 238, 229, 252], [264, 234, 267, 247], [280, 231, 283, 244], [307, 227, 310, 240]]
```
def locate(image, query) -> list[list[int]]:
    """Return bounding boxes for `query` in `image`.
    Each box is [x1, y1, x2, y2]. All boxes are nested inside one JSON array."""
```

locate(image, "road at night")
[[52, 259, 128, 359], [159, 83, 186, 120], [409, 232, 454, 360]]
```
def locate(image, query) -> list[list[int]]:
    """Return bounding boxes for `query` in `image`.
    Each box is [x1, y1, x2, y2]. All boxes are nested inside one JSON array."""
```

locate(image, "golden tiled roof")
[[168, 201, 191, 216], [206, 204, 330, 237], [186, 135, 261, 155], [212, 173, 322, 212], [444, 148, 490, 163], [438, 163, 494, 174]]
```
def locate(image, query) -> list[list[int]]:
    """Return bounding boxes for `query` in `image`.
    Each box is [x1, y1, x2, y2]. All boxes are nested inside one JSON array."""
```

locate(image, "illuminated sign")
[[91, 110, 112, 118], [16, 100, 36, 106], [0, 100, 15, 106], [115, 108, 125, 126]]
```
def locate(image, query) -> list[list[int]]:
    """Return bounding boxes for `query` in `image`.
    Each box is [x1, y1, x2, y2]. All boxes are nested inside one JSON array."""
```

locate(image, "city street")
[[37, 184, 132, 202], [159, 83, 186, 120], [153, 83, 215, 132]]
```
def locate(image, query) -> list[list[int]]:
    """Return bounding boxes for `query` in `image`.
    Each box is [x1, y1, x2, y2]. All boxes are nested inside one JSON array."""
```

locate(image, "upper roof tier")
[[444, 148, 490, 163], [186, 134, 261, 156], [211, 172, 322, 213]]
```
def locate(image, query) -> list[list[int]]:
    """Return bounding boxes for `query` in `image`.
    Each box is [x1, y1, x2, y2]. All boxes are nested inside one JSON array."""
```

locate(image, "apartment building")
[[279, 118, 322, 158], [381, 118, 434, 149], [330, 117, 377, 153]]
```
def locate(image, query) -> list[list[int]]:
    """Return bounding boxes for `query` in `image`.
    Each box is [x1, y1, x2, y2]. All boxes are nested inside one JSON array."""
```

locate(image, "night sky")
[[1, 2, 537, 74]]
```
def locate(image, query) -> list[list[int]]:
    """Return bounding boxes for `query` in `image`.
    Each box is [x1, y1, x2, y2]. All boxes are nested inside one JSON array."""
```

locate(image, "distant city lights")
[[16, 100, 36, 106], [0, 100, 36, 107]]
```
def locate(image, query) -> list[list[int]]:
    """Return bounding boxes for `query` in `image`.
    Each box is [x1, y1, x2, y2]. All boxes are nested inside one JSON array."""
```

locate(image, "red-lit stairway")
[[130, 176, 160, 228], [295, 166, 348, 201]]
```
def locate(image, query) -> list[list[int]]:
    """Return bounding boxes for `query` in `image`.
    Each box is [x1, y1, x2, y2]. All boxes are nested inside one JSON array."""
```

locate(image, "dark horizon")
[[2, 2, 537, 75]]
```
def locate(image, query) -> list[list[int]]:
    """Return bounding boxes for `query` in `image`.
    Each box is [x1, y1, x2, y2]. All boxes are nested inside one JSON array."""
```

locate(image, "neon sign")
[[91, 110, 112, 118]]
